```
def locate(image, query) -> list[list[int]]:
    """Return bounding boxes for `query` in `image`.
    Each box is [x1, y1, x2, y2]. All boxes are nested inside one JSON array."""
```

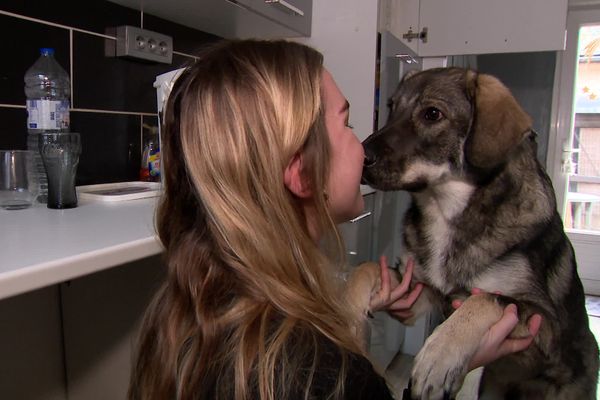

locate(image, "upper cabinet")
[[380, 0, 568, 56], [107, 0, 312, 38]]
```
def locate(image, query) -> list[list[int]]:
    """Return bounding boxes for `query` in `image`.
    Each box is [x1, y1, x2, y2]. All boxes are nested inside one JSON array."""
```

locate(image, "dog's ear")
[[400, 69, 419, 84], [465, 70, 478, 102], [465, 73, 532, 169]]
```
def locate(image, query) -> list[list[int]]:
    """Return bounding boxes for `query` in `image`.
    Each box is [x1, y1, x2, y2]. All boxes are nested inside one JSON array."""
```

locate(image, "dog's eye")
[[423, 107, 444, 122]]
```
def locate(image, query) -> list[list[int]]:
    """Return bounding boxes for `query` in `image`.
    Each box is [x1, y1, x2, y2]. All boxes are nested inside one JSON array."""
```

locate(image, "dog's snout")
[[363, 147, 377, 168]]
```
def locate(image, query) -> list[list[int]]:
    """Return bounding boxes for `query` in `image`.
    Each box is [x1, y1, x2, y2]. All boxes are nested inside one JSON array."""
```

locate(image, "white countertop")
[[0, 186, 378, 301], [0, 198, 162, 300]]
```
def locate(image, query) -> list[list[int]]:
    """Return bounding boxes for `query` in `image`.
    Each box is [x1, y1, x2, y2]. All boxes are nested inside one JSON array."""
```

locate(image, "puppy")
[[358, 67, 599, 399]]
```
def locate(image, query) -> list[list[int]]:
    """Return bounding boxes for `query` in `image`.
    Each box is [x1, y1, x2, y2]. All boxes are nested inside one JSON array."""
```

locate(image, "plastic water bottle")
[[24, 48, 70, 203]]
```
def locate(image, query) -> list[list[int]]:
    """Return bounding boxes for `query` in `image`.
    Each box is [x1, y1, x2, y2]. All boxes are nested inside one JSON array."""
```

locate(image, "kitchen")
[[0, 0, 597, 398]]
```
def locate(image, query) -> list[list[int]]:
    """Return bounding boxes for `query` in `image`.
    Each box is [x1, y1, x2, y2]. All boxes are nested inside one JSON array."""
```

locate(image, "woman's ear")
[[284, 153, 312, 198]]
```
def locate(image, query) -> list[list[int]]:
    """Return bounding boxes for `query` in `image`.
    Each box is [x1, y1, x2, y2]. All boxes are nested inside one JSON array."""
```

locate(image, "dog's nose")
[[363, 148, 377, 167]]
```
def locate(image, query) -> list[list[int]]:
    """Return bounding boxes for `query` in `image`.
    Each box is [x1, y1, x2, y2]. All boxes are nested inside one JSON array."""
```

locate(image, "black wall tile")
[[0, 14, 70, 105], [71, 112, 140, 185], [0, 108, 28, 150], [142, 115, 159, 141], [0, 1, 221, 184], [73, 31, 192, 113]]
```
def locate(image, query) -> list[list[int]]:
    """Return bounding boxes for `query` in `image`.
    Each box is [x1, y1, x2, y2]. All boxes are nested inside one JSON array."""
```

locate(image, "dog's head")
[[361, 67, 532, 191]]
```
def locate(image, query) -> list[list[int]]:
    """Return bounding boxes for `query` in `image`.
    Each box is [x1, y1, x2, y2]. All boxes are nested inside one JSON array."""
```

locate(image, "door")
[[550, 6, 600, 295]]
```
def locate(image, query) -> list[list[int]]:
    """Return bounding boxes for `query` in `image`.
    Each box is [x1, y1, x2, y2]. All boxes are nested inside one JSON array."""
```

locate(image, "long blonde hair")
[[129, 39, 362, 400]]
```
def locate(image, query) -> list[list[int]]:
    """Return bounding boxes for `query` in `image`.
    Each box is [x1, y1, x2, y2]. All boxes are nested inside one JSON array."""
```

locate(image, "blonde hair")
[[129, 39, 362, 400]]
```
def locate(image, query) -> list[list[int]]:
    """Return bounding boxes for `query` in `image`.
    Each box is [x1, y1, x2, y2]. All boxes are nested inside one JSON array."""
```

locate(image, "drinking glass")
[[39, 132, 81, 209], [0, 150, 39, 210]]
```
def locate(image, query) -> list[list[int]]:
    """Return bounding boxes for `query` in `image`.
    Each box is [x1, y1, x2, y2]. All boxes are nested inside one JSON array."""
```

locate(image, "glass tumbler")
[[0, 150, 39, 210], [39, 132, 81, 209]]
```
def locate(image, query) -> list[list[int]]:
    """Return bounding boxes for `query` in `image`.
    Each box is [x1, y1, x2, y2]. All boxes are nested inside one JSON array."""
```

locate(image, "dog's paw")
[[411, 327, 471, 399]]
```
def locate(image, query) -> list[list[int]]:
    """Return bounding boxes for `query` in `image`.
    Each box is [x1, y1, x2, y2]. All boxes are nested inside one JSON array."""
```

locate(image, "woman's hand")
[[369, 256, 424, 321], [453, 289, 543, 370]]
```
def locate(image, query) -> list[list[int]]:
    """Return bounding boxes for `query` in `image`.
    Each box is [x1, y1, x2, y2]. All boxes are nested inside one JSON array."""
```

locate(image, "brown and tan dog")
[[355, 68, 598, 399]]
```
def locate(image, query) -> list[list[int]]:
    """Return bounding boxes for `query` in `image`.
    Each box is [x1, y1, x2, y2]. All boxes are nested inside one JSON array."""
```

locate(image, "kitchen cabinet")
[[107, 0, 312, 38], [234, 0, 312, 37], [380, 0, 568, 56]]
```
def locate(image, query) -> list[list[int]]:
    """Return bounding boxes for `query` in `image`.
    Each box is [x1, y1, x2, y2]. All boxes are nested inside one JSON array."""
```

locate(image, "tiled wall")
[[0, 0, 220, 185]]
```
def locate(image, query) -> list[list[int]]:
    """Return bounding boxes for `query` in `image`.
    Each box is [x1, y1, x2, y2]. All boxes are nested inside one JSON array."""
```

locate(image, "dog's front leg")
[[411, 294, 504, 400], [344, 262, 384, 350]]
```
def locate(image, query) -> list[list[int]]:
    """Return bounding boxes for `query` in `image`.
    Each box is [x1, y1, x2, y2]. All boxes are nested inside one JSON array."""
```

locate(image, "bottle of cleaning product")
[[147, 140, 160, 182], [24, 47, 71, 203], [140, 124, 160, 182]]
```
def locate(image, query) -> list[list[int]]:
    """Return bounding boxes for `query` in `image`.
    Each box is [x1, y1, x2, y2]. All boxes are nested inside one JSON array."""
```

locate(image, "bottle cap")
[[40, 48, 55, 56]]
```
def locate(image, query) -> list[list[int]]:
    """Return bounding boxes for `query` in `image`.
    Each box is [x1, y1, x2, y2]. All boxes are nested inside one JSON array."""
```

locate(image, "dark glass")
[[39, 132, 81, 209]]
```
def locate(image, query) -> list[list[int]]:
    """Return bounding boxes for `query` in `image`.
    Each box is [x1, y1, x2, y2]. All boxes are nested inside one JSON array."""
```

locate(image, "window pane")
[[566, 25, 600, 232]]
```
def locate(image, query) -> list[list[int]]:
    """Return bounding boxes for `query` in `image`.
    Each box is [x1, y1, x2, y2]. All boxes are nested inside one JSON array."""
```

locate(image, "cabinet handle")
[[402, 27, 428, 43], [265, 0, 304, 16], [349, 211, 372, 223], [224, 0, 250, 11]]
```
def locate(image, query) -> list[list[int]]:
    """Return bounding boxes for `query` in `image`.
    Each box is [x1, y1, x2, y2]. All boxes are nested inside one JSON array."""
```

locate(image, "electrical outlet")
[[114, 25, 173, 64]]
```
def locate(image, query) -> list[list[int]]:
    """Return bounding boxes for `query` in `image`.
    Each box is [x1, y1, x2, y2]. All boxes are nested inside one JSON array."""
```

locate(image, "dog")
[[357, 67, 599, 399]]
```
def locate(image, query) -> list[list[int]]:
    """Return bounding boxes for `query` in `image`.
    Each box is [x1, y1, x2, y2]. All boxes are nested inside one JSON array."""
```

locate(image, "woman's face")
[[322, 69, 365, 223]]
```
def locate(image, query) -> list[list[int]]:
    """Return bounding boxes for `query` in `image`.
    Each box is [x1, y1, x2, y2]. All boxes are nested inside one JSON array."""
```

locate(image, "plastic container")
[[24, 48, 71, 203], [140, 124, 160, 182], [77, 181, 161, 202]]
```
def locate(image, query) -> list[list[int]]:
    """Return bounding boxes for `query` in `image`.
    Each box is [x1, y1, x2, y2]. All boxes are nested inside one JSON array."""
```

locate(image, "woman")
[[129, 39, 538, 400]]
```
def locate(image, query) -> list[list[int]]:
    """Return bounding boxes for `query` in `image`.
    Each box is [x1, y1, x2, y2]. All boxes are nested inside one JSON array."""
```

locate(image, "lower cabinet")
[[60, 256, 166, 400], [0, 255, 165, 400], [0, 285, 66, 400]]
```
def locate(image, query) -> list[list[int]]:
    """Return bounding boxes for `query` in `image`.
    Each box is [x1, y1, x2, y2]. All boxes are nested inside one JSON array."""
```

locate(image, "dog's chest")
[[414, 181, 475, 292]]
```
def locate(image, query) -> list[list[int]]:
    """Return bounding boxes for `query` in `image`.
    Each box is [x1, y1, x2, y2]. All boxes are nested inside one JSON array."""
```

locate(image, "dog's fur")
[[358, 67, 599, 399]]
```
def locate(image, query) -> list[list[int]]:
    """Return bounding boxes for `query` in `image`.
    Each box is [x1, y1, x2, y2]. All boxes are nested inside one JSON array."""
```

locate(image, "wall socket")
[[112, 25, 173, 64]]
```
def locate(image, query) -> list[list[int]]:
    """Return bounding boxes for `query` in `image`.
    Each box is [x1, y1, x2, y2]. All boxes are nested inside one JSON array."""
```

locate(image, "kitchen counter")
[[0, 185, 377, 301], [0, 197, 162, 300]]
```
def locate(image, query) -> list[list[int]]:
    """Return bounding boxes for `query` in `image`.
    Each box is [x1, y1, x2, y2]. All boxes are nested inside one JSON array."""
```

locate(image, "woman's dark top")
[[203, 331, 396, 399], [288, 334, 395, 400]]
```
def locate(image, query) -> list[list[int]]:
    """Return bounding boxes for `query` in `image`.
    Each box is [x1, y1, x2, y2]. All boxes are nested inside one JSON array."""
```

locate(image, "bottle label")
[[149, 151, 160, 178], [27, 99, 70, 130]]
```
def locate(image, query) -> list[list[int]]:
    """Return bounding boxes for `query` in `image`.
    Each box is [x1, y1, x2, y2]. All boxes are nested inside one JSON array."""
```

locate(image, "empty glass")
[[0, 150, 39, 210], [39, 132, 81, 209]]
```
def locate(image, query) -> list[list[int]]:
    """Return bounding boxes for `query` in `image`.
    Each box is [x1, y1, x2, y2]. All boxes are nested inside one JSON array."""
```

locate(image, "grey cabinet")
[[235, 0, 312, 37], [380, 0, 568, 56], [107, 0, 312, 39]]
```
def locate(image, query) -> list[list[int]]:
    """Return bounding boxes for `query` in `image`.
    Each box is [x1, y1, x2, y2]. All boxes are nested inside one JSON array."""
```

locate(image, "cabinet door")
[[236, 0, 312, 36], [381, 0, 420, 54], [107, 0, 312, 39], [390, 0, 567, 56]]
